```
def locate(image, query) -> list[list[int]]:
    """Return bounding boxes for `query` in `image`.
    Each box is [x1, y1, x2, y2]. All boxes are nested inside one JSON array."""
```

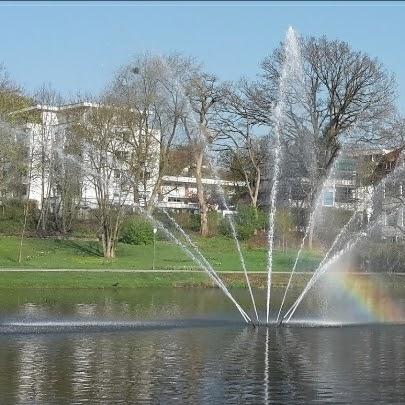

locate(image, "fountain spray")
[[266, 27, 302, 323]]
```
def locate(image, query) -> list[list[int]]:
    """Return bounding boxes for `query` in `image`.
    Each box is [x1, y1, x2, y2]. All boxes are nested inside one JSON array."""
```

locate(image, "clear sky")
[[2, 1, 405, 112]]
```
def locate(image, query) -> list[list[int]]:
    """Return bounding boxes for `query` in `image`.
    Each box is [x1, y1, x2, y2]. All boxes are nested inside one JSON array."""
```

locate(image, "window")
[[336, 158, 355, 172], [323, 190, 334, 207], [335, 187, 355, 203]]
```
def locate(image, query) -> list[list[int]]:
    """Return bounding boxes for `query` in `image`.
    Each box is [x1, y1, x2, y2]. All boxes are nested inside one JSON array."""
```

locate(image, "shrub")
[[1, 199, 38, 221], [218, 216, 231, 237], [187, 211, 219, 235], [219, 205, 261, 240], [178, 211, 200, 231], [119, 216, 154, 245], [0, 199, 38, 235], [257, 209, 268, 230], [355, 241, 405, 273], [207, 211, 220, 236], [189, 213, 201, 232]]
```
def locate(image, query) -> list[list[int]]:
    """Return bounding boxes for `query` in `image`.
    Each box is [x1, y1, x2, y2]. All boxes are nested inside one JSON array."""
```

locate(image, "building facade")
[[12, 102, 241, 216], [266, 146, 405, 241]]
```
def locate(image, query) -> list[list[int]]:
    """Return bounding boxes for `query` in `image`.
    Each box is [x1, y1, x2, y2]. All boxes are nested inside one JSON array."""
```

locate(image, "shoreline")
[[0, 270, 404, 290]]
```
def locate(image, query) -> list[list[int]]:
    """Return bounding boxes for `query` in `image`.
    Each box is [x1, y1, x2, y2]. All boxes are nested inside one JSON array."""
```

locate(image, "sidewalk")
[[0, 269, 403, 275]]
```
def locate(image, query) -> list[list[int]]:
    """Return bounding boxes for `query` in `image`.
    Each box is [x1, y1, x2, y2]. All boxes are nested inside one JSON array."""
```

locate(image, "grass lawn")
[[0, 271, 315, 289], [0, 235, 322, 272]]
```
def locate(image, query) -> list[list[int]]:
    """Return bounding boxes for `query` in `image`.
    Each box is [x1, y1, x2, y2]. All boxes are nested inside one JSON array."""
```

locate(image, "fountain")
[[2, 6, 405, 400], [5, 26, 404, 331], [53, 27, 313, 327], [265, 27, 303, 324], [48, 26, 404, 329]]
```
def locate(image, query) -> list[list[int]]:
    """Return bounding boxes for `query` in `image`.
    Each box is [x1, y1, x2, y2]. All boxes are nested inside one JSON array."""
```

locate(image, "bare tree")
[[146, 55, 198, 213], [108, 55, 161, 209], [215, 82, 266, 211], [31, 84, 63, 234], [52, 123, 83, 235], [250, 36, 396, 247], [17, 125, 36, 263], [72, 101, 130, 259], [252, 35, 396, 203], [183, 72, 223, 236], [109, 54, 196, 213], [165, 144, 195, 176]]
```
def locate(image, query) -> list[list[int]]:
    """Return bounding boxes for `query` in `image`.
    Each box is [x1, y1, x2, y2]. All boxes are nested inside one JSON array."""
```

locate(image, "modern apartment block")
[[10, 102, 241, 215]]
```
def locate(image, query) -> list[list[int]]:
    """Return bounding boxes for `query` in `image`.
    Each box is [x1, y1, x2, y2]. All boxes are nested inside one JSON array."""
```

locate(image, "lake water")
[[0, 278, 404, 403]]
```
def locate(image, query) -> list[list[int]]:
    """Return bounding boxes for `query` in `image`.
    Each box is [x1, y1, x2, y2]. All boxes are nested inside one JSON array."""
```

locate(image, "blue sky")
[[2, 1, 405, 111]]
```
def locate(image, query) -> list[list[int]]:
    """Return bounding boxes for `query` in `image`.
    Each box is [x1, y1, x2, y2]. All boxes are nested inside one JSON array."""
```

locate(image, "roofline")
[[9, 102, 99, 116], [162, 175, 244, 187]]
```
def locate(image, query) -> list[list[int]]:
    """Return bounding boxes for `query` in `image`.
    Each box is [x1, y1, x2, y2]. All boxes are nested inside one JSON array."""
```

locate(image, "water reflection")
[[0, 286, 404, 403]]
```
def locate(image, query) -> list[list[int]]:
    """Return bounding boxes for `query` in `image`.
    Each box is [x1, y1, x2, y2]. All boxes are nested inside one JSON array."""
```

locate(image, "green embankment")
[[0, 236, 321, 271], [0, 236, 322, 289], [0, 271, 315, 289]]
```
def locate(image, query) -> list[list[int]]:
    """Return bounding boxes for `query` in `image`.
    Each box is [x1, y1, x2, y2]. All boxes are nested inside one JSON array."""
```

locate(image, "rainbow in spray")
[[329, 272, 404, 323]]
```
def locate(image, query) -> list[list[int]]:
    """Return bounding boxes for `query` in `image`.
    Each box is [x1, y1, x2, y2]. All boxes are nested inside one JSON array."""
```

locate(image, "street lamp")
[[152, 228, 157, 270]]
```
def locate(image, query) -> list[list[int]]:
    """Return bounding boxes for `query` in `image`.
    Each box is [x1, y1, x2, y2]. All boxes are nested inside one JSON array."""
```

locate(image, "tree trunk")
[[18, 144, 34, 264], [195, 149, 209, 237], [251, 169, 261, 236], [39, 165, 46, 233], [101, 224, 115, 259], [307, 211, 315, 249], [253, 204, 259, 236], [306, 143, 338, 250], [18, 200, 30, 264], [146, 175, 163, 214]]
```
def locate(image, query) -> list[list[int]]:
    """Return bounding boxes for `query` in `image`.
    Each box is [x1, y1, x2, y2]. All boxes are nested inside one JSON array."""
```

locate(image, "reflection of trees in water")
[[1, 325, 405, 402], [12, 338, 79, 403], [16, 339, 47, 402], [1, 288, 250, 322]]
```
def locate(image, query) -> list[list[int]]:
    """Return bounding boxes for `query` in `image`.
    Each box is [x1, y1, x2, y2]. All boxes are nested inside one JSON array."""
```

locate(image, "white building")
[[159, 175, 243, 213], [12, 102, 160, 210], [12, 102, 241, 214]]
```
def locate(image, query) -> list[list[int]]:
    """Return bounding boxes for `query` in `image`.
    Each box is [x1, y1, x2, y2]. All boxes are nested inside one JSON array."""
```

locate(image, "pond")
[[0, 278, 404, 403]]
